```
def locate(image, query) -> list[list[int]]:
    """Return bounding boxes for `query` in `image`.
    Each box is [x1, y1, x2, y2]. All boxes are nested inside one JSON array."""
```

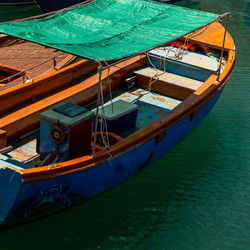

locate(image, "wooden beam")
[[0, 59, 96, 116], [0, 129, 7, 149], [0, 55, 146, 143]]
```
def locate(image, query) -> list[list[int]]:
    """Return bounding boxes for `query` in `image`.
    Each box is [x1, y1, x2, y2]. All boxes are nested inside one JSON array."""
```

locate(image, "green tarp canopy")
[[0, 0, 219, 61]]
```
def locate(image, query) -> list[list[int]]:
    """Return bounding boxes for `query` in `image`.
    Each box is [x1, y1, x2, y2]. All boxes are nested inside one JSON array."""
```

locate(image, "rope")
[[22, 72, 32, 84], [217, 15, 230, 81], [99, 69, 111, 151], [132, 24, 209, 100], [104, 60, 114, 112], [92, 62, 102, 155], [92, 61, 112, 158]]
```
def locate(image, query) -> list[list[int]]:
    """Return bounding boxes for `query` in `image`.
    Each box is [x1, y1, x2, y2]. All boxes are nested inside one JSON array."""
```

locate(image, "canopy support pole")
[[217, 14, 230, 82], [92, 61, 103, 156], [92, 61, 112, 158]]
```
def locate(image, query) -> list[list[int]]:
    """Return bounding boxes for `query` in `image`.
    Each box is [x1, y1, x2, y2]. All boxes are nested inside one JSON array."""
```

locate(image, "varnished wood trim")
[[155, 131, 166, 144], [0, 59, 94, 116], [0, 56, 147, 144], [190, 109, 199, 121], [21, 49, 235, 183], [19, 26, 236, 183], [184, 22, 235, 51], [150, 57, 212, 75]]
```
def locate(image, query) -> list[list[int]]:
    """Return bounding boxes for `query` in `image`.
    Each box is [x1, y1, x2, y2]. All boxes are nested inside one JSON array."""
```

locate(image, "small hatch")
[[53, 102, 87, 118]]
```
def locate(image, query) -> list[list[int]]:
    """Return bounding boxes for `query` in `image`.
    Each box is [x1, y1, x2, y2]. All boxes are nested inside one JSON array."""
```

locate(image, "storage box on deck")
[[148, 47, 219, 81], [95, 100, 138, 134], [40, 102, 93, 160]]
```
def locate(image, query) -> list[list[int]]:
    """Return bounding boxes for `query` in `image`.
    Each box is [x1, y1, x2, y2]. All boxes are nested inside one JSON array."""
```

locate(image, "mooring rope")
[[92, 61, 112, 158]]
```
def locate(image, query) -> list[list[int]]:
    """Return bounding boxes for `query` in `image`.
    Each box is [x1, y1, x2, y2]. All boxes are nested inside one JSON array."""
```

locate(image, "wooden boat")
[[0, 0, 33, 5], [0, 34, 76, 91], [35, 0, 183, 13], [0, 0, 235, 228]]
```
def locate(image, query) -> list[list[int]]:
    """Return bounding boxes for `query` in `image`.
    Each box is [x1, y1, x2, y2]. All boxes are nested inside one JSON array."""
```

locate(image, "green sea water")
[[0, 0, 249, 249]]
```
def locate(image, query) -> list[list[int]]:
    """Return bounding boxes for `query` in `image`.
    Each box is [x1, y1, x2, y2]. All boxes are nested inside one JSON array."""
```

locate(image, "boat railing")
[[0, 53, 65, 84]]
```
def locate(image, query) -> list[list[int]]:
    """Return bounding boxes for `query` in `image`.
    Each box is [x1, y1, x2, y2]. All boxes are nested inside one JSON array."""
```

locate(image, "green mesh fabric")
[[0, 0, 219, 61]]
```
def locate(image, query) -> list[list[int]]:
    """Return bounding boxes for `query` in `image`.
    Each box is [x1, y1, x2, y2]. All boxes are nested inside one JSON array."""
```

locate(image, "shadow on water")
[[0, 5, 42, 23]]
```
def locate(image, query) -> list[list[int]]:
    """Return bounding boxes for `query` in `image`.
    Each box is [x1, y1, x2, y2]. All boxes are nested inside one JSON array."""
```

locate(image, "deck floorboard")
[[0, 35, 75, 91]]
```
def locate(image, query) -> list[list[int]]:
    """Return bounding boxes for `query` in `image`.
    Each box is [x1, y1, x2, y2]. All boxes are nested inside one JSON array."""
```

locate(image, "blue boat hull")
[[0, 86, 223, 228]]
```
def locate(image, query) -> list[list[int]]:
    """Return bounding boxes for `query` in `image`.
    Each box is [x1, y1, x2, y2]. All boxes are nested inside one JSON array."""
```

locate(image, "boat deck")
[[107, 88, 181, 136], [0, 35, 75, 91], [0, 88, 182, 170], [0, 32, 230, 170]]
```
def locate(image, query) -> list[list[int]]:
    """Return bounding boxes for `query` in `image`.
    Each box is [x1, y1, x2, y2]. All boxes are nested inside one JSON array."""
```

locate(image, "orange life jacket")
[[169, 40, 210, 53]]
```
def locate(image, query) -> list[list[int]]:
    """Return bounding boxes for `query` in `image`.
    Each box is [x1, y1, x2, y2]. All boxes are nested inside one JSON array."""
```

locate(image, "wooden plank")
[[134, 67, 202, 100], [0, 56, 146, 143], [184, 22, 235, 51], [18, 27, 236, 182], [0, 59, 95, 116], [0, 36, 75, 91]]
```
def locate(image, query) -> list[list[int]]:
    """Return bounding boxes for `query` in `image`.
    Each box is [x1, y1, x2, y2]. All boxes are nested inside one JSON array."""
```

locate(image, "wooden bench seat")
[[0, 55, 146, 148], [133, 67, 203, 100]]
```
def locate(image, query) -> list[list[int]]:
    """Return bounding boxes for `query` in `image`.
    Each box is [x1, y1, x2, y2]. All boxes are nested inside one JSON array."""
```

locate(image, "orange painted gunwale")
[[0, 55, 146, 146], [183, 22, 235, 51], [0, 58, 91, 116], [17, 23, 235, 183]]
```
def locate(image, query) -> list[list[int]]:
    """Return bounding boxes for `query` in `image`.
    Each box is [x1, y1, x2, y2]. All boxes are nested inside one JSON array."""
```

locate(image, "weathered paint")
[[7, 139, 38, 164], [0, 21, 235, 227], [0, 167, 22, 224], [0, 86, 224, 227], [148, 47, 219, 82], [134, 67, 203, 90]]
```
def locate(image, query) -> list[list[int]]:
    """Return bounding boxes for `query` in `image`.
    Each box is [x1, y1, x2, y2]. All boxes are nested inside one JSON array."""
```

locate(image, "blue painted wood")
[[148, 47, 219, 81], [0, 167, 22, 224], [111, 89, 181, 111], [94, 100, 139, 134], [133, 67, 203, 91], [0, 86, 224, 227]]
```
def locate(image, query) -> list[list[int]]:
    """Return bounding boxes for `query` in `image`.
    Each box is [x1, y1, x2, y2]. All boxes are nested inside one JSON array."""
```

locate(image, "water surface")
[[0, 1, 249, 249]]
